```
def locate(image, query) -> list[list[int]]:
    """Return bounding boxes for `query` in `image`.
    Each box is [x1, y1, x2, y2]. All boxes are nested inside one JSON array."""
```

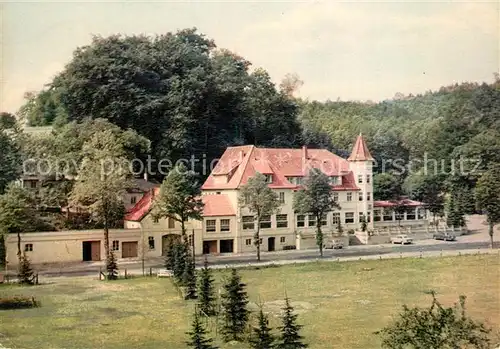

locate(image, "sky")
[[1, 0, 499, 113]]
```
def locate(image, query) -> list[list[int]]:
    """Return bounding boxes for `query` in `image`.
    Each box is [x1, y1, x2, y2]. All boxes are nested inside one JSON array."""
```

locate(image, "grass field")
[[1, 255, 499, 349]]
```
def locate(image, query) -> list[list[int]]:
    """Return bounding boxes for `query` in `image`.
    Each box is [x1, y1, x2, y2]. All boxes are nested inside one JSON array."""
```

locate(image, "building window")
[[276, 214, 288, 228], [367, 212, 371, 223], [264, 174, 273, 183], [244, 194, 250, 205], [367, 192, 371, 201], [148, 236, 155, 250], [259, 238, 263, 245], [332, 212, 340, 225], [359, 212, 365, 223], [330, 176, 339, 185], [358, 175, 363, 184], [345, 212, 354, 224], [280, 237, 286, 243], [168, 217, 175, 229], [418, 209, 426, 220], [407, 209, 416, 220], [187, 234, 193, 246], [279, 192, 285, 204], [383, 209, 393, 221], [333, 192, 339, 202], [206, 219, 216, 232], [321, 214, 327, 226], [368, 204, 372, 210], [112, 240, 119, 251], [260, 215, 271, 229], [347, 192, 352, 202], [220, 219, 230, 231], [24, 243, 33, 252], [374, 210, 381, 222], [216, 191, 221, 194], [29, 181, 37, 189], [242, 216, 255, 230], [308, 214, 316, 227], [366, 174, 371, 183], [153, 217, 159, 224], [296, 215, 305, 227], [245, 238, 252, 246], [130, 196, 137, 205], [359, 192, 363, 201]]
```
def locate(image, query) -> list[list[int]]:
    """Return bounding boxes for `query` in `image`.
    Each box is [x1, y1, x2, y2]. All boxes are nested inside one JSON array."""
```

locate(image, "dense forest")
[[2, 28, 500, 233]]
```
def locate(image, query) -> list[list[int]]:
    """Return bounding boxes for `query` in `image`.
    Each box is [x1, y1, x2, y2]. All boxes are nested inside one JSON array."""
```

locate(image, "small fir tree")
[[183, 253, 197, 300], [360, 214, 367, 232], [165, 244, 176, 270], [198, 257, 216, 316], [220, 269, 249, 342], [0, 234, 6, 267], [173, 241, 188, 283], [249, 308, 275, 349], [186, 308, 219, 349], [18, 254, 34, 285], [275, 297, 308, 349], [106, 251, 118, 280], [446, 194, 465, 228]]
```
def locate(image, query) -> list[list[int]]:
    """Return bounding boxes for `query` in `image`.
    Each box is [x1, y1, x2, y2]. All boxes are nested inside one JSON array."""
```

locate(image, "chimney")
[[302, 145, 308, 160], [143, 171, 148, 182]]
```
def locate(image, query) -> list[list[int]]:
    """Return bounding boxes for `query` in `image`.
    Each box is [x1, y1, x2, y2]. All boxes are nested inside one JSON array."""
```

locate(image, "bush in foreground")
[[0, 296, 38, 310], [377, 292, 491, 349]]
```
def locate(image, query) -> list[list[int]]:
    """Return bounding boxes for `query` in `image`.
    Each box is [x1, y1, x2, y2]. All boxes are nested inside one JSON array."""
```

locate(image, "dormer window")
[[264, 174, 273, 183], [330, 176, 339, 185]]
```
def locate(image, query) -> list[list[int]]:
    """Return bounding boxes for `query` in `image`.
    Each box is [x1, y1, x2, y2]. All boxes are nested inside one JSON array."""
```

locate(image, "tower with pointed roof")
[[348, 134, 374, 228]]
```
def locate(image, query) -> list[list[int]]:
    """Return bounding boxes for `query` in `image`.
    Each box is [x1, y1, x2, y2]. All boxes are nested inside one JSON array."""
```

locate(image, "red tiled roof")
[[124, 188, 160, 221], [202, 146, 353, 190], [374, 199, 423, 208], [124, 190, 236, 222], [348, 134, 374, 161], [202, 194, 236, 216]]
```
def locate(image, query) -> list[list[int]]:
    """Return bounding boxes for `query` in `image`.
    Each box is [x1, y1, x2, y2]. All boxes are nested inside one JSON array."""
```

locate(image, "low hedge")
[[0, 296, 38, 310]]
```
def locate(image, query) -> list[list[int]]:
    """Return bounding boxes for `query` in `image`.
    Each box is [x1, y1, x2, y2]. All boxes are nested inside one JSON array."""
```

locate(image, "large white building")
[[6, 135, 429, 265]]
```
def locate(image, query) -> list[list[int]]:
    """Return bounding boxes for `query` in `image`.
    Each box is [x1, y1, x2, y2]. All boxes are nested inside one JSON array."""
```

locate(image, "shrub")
[[0, 296, 38, 310]]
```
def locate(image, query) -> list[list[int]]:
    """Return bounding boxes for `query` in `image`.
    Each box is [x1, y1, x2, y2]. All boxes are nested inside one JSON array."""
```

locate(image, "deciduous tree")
[[475, 163, 500, 248], [238, 173, 280, 261], [293, 169, 339, 257]]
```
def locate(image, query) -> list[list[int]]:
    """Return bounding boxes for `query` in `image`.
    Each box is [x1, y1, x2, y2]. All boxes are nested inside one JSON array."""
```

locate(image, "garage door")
[[122, 241, 138, 258]]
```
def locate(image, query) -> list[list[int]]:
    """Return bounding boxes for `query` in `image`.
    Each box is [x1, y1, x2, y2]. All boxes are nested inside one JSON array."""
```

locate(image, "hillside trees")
[[25, 29, 303, 173], [476, 163, 500, 248]]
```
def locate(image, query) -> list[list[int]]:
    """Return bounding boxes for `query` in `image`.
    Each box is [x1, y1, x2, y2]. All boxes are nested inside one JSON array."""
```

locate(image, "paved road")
[[16, 240, 497, 279]]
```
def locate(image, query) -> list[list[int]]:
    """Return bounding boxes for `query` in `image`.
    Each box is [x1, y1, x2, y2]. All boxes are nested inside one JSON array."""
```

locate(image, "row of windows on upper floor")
[[283, 174, 371, 185], [205, 211, 375, 233], [244, 191, 372, 205]]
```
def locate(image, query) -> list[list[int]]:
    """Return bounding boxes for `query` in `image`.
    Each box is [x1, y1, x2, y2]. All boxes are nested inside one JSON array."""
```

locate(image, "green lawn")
[[1, 255, 499, 349]]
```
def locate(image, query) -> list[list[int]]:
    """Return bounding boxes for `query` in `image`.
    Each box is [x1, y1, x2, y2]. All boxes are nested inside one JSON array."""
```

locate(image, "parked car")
[[433, 232, 456, 241], [324, 239, 345, 249], [390, 235, 413, 244]]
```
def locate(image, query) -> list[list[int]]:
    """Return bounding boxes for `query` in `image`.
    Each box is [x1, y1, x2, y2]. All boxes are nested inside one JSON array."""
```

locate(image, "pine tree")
[[165, 244, 176, 270], [183, 253, 197, 300], [198, 257, 216, 316], [186, 308, 219, 349], [249, 308, 275, 349], [106, 251, 118, 280], [446, 194, 465, 228], [18, 254, 34, 285], [173, 242, 188, 283], [220, 269, 249, 342], [0, 234, 6, 267], [275, 297, 308, 349]]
